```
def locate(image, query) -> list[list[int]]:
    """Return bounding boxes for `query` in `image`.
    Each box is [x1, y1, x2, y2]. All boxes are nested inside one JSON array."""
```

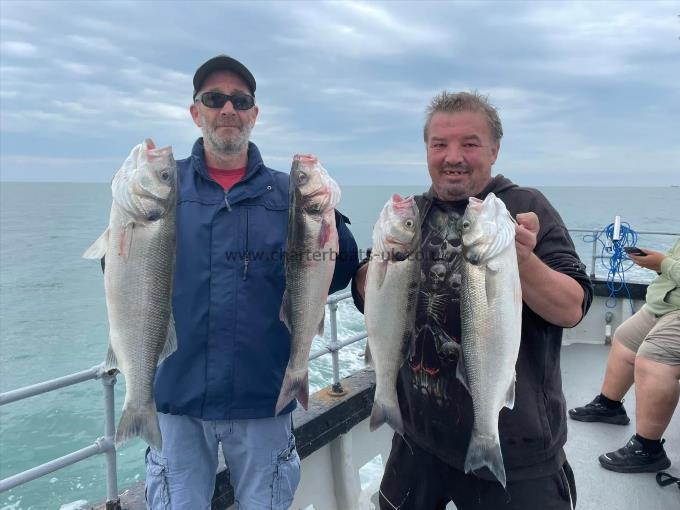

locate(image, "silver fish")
[[458, 192, 522, 487], [83, 139, 177, 450], [365, 194, 421, 434], [276, 154, 340, 414]]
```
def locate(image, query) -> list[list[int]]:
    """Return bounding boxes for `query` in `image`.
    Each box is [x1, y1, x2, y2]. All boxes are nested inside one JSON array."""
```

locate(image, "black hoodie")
[[352, 174, 593, 481]]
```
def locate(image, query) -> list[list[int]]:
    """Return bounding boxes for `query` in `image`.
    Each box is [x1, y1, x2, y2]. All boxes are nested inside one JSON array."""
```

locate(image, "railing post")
[[101, 369, 121, 510], [328, 300, 345, 396], [590, 230, 597, 278]]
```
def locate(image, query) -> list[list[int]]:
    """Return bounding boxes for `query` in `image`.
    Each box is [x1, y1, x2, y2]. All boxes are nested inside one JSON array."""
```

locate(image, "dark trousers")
[[379, 434, 576, 510]]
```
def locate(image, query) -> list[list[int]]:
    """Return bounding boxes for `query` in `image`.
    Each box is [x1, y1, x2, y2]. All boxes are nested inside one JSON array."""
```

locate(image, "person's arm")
[[515, 212, 586, 327], [629, 248, 680, 284], [329, 210, 360, 294], [351, 262, 369, 312]]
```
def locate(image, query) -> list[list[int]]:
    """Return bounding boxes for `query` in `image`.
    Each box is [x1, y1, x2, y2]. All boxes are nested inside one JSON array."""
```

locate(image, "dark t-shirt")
[[353, 175, 593, 481]]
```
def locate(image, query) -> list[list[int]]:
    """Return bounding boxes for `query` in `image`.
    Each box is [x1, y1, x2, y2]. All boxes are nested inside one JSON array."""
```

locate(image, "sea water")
[[0, 182, 678, 509]]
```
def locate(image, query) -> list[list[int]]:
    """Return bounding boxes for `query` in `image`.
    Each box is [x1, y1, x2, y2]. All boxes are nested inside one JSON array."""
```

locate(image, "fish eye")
[[297, 172, 308, 184], [404, 219, 414, 228], [462, 220, 471, 230], [160, 170, 170, 181]]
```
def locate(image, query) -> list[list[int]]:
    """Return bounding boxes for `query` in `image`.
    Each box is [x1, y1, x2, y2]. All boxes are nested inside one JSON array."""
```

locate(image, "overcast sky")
[[1, 0, 678, 187]]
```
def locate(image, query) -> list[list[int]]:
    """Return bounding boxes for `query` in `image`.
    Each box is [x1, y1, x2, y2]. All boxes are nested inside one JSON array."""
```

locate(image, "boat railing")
[[0, 364, 120, 508], [1, 228, 677, 508]]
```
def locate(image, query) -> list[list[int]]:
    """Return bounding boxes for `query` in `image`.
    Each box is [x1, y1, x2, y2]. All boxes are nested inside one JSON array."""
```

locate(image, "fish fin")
[[486, 258, 501, 273], [455, 352, 470, 394], [104, 344, 118, 370], [115, 404, 162, 451], [279, 291, 292, 333], [464, 432, 506, 488], [83, 228, 110, 259], [158, 315, 178, 364], [317, 312, 325, 337], [318, 218, 332, 248], [369, 399, 404, 435], [364, 341, 373, 367], [275, 368, 309, 414], [119, 222, 135, 261], [504, 372, 516, 410]]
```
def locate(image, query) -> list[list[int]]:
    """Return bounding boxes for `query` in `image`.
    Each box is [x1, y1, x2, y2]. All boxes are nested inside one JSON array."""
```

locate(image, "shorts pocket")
[[271, 434, 301, 509], [556, 462, 577, 509], [145, 447, 171, 510]]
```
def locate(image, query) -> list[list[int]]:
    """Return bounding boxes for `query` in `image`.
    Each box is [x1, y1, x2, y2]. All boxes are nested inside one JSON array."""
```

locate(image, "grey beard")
[[203, 122, 253, 155]]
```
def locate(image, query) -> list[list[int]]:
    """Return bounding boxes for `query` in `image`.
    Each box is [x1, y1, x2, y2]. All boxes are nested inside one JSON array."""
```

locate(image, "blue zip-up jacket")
[[154, 139, 359, 420]]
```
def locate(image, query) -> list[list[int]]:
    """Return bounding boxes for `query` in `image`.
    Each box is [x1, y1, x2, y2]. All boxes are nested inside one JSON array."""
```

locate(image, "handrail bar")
[[309, 332, 368, 361], [327, 290, 352, 304], [0, 438, 114, 493], [568, 228, 679, 236], [0, 363, 108, 406]]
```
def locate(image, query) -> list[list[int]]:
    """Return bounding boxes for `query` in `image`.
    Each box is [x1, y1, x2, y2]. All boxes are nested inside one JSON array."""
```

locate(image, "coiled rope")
[[582, 221, 639, 313]]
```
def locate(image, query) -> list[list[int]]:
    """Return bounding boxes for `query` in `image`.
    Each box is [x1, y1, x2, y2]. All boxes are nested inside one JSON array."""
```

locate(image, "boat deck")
[[559, 343, 680, 510]]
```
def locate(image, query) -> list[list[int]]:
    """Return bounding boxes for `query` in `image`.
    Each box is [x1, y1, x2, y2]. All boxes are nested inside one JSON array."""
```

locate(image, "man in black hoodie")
[[352, 91, 593, 509]]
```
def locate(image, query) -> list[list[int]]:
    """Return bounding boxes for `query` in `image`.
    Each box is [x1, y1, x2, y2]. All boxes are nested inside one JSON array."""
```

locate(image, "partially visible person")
[[570, 240, 680, 473], [352, 91, 593, 509], [144, 55, 359, 509]]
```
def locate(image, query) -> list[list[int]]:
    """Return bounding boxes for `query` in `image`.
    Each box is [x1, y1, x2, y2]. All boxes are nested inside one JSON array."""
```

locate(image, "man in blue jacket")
[[145, 55, 359, 509]]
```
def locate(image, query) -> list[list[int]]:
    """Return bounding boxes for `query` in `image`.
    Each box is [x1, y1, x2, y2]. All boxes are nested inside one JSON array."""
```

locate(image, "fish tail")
[[464, 432, 506, 488], [369, 397, 404, 435], [275, 368, 309, 415], [115, 405, 162, 451]]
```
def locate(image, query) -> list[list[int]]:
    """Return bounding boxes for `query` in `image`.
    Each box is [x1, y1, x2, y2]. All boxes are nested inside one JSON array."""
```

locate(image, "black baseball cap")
[[192, 55, 256, 98]]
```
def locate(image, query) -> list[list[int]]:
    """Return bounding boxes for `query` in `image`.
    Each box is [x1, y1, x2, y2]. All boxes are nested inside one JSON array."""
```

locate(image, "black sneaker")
[[599, 435, 671, 473], [568, 394, 630, 425]]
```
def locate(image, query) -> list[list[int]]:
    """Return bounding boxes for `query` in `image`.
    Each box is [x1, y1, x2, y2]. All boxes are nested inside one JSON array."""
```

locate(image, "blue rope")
[[582, 222, 639, 314]]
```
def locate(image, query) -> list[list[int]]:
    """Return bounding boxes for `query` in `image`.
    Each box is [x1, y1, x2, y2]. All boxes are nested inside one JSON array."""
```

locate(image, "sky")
[[0, 0, 678, 187]]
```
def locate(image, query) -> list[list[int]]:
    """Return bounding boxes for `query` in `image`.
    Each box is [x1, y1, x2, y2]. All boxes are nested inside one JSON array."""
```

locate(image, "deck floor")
[[561, 343, 680, 510]]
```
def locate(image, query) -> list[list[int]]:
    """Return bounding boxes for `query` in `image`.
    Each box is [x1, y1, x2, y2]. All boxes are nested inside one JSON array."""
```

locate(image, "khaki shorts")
[[616, 308, 680, 365]]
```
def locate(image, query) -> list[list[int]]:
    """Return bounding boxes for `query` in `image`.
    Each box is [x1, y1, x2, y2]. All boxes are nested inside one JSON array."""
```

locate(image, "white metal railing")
[[0, 364, 121, 509], [1, 227, 677, 506]]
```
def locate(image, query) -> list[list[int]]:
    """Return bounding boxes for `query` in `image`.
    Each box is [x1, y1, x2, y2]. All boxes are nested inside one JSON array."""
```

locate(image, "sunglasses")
[[195, 91, 255, 111]]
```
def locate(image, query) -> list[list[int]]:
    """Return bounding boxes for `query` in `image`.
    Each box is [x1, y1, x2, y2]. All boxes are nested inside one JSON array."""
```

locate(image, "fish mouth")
[[384, 235, 411, 249], [383, 237, 416, 260], [304, 185, 329, 200]]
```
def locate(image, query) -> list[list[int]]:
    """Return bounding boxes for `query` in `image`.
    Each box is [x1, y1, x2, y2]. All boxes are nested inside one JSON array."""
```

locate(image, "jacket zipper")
[[243, 208, 249, 280], [223, 192, 232, 212]]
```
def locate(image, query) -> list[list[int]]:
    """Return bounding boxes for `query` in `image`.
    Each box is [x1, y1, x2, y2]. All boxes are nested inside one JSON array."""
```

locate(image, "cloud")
[[0, 18, 35, 32], [55, 60, 97, 75], [0, 41, 38, 57], [64, 35, 120, 54], [51, 100, 100, 116], [271, 0, 453, 57], [118, 98, 187, 121]]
